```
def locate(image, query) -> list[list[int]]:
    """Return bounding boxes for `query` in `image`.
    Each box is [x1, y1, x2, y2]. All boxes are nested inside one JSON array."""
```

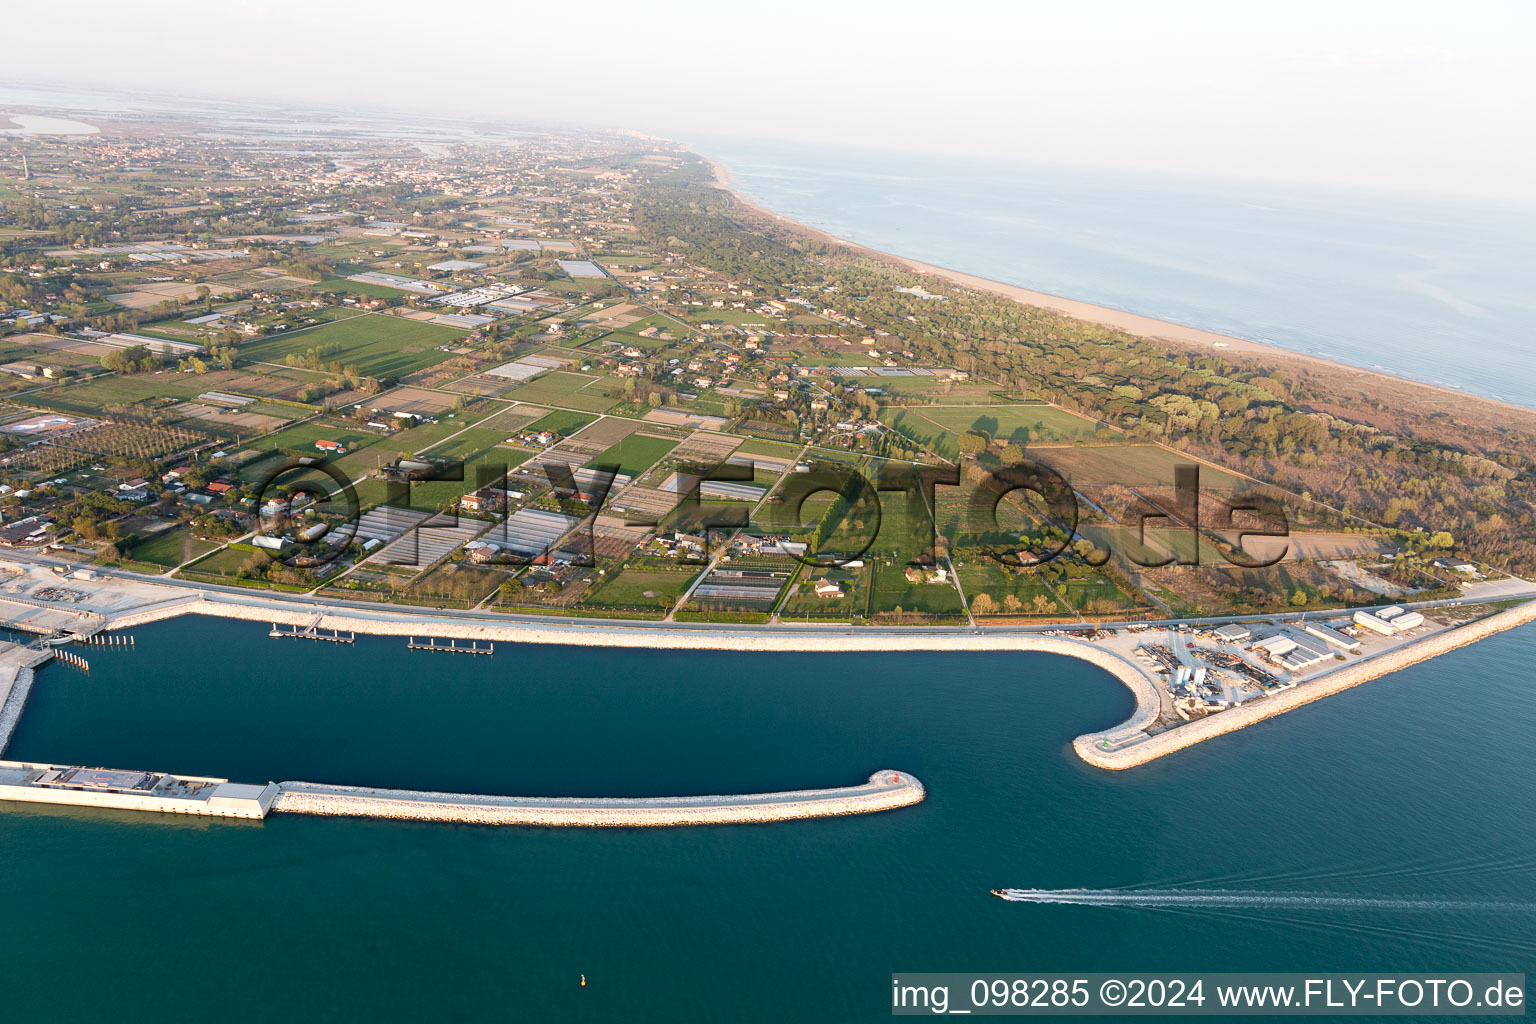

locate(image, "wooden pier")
[[407, 637, 494, 656], [269, 623, 355, 644]]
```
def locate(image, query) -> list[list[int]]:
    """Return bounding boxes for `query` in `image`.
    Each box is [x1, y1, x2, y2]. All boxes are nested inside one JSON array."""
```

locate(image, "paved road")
[[5, 546, 1534, 639]]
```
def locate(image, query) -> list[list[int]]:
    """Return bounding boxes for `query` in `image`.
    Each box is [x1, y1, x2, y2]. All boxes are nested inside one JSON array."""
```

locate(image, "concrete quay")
[[271, 770, 925, 827], [1075, 598, 1536, 769], [0, 759, 279, 819]]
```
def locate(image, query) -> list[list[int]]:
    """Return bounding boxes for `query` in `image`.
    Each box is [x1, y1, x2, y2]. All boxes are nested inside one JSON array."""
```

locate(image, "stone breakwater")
[[0, 667, 36, 757], [1075, 599, 1536, 769], [271, 771, 925, 827], [108, 594, 1156, 661], [0, 644, 52, 757]]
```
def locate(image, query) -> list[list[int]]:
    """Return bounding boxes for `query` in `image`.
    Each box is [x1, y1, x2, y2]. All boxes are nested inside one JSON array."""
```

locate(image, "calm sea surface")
[[698, 139, 1536, 408], [3, 617, 1534, 1021]]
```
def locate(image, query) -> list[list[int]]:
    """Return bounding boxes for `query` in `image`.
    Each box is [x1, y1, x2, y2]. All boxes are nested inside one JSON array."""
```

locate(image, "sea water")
[[2, 617, 1533, 1021], [699, 138, 1536, 408]]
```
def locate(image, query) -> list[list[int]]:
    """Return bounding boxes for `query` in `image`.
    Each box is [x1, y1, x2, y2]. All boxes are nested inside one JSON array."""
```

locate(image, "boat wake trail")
[[991, 888, 1536, 913]]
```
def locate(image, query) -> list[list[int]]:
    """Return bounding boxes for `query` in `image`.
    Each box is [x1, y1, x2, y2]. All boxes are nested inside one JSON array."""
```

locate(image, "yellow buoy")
[[580, 974, 587, 988]]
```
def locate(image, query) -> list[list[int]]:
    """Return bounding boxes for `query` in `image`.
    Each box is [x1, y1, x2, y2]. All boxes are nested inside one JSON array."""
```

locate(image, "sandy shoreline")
[[699, 154, 1536, 424]]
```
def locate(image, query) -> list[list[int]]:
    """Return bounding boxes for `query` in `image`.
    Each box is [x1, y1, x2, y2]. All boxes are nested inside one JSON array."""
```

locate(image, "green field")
[[402, 447, 532, 509], [1035, 445, 1244, 489], [503, 371, 617, 412], [248, 421, 381, 456], [579, 564, 701, 612], [524, 410, 596, 438], [592, 314, 681, 350], [880, 405, 1110, 458], [469, 404, 546, 435], [733, 438, 801, 461], [778, 565, 867, 621], [868, 562, 966, 619], [0, 340, 109, 372], [237, 313, 466, 377], [315, 278, 413, 299], [1054, 574, 1138, 613], [585, 434, 678, 477], [124, 527, 220, 569], [419, 427, 519, 461], [955, 562, 1070, 617], [33, 373, 216, 412], [179, 545, 263, 578]]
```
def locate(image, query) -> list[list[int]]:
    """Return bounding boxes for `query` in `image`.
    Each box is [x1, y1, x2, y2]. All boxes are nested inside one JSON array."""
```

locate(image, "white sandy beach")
[[701, 155, 1536, 427]]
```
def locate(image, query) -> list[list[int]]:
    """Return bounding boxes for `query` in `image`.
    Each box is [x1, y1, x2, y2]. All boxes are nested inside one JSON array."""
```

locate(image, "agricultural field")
[[247, 421, 382, 457], [733, 437, 802, 461], [593, 314, 682, 349], [777, 564, 868, 621], [389, 413, 497, 454], [467, 404, 546, 436], [237, 313, 467, 377], [122, 526, 220, 569], [503, 371, 618, 412], [866, 561, 966, 621], [880, 404, 1111, 459], [523, 410, 596, 438], [402, 561, 506, 609], [314, 278, 412, 299], [31, 372, 218, 413], [585, 433, 678, 477], [0, 336, 111, 372], [578, 561, 701, 614], [1032, 444, 1245, 490], [0, 422, 207, 475], [954, 561, 1070, 617], [871, 379, 1012, 402], [1053, 572, 1139, 614], [419, 427, 518, 462], [402, 447, 532, 510], [177, 544, 264, 581]]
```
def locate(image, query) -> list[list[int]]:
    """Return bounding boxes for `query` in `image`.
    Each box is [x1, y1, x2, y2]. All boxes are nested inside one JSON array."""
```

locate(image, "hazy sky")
[[6, 0, 1534, 203]]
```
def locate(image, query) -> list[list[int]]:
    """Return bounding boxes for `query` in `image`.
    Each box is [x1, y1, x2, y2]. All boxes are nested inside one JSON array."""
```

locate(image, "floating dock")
[[270, 623, 355, 643], [407, 637, 493, 655]]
